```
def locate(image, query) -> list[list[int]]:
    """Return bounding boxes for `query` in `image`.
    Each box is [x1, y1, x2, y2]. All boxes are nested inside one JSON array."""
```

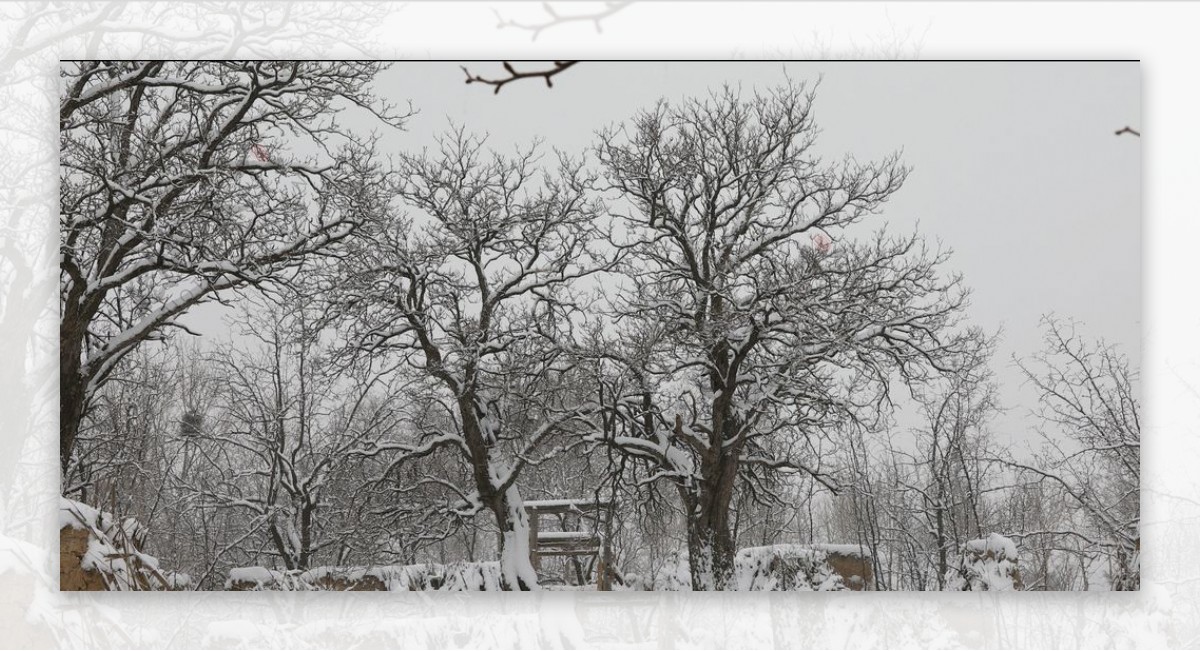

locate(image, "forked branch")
[[462, 61, 579, 94]]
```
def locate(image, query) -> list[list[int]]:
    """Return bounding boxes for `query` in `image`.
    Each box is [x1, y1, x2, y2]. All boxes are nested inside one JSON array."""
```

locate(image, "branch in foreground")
[[462, 61, 579, 94], [494, 2, 633, 40]]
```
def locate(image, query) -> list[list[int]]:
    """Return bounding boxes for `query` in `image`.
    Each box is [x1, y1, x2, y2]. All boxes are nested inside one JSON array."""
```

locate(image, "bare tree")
[[54, 62, 1135, 594], [593, 82, 973, 589], [892, 341, 1002, 589], [181, 290, 403, 574], [1013, 317, 1140, 590], [336, 129, 610, 589], [58, 60, 405, 474]]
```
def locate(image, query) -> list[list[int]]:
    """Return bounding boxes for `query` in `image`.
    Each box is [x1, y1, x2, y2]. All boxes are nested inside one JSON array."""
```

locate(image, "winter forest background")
[[58, 60, 1140, 592]]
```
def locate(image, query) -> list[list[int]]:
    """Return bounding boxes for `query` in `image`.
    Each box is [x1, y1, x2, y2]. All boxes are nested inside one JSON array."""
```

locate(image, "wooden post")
[[596, 552, 610, 591], [528, 506, 540, 572]]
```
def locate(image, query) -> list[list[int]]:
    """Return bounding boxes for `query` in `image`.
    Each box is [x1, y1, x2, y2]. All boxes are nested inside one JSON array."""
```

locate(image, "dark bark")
[[59, 301, 92, 475]]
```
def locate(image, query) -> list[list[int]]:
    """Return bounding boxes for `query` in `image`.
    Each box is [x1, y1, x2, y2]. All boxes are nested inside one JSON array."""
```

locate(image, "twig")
[[462, 61, 579, 95], [495, 2, 633, 41]]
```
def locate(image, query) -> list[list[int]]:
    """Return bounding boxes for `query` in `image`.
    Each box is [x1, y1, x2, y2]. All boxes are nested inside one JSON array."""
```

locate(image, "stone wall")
[[59, 498, 187, 591]]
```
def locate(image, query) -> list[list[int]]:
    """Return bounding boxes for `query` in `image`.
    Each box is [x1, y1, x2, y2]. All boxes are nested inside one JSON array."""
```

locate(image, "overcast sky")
[[187, 61, 1141, 450]]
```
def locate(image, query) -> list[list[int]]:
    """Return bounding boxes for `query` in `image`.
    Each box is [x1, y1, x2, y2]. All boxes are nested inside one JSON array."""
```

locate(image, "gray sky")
[[188, 61, 1141, 450]]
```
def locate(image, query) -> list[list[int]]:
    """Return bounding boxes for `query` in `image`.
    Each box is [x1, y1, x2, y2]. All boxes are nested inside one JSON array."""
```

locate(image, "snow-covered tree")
[[182, 290, 403, 573], [59, 61, 405, 474], [336, 130, 609, 590], [1013, 317, 1140, 590], [593, 82, 974, 589], [894, 341, 1003, 589], [54, 63, 1139, 593]]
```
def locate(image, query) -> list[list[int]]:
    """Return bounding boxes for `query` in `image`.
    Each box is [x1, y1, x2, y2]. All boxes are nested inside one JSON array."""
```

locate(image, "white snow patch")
[[945, 533, 1022, 591]]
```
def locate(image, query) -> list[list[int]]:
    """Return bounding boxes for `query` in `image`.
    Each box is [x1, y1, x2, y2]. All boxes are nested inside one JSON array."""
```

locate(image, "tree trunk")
[[59, 316, 88, 476], [682, 462, 739, 590], [489, 485, 538, 591], [935, 506, 948, 590], [457, 392, 539, 590], [686, 517, 737, 591], [680, 321, 747, 590], [684, 371, 744, 590]]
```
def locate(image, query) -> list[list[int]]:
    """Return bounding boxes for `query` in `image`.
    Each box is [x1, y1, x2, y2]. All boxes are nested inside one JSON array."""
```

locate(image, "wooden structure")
[[524, 498, 614, 590]]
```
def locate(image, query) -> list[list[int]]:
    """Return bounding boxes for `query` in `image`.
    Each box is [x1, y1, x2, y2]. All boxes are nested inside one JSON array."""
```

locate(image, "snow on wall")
[[225, 561, 504, 591], [224, 567, 312, 591], [733, 545, 846, 592], [59, 498, 188, 591], [646, 544, 869, 591], [808, 543, 869, 558]]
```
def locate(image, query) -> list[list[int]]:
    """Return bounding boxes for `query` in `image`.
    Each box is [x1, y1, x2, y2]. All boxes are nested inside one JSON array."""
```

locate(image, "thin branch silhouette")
[[462, 61, 579, 94], [495, 2, 633, 41]]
